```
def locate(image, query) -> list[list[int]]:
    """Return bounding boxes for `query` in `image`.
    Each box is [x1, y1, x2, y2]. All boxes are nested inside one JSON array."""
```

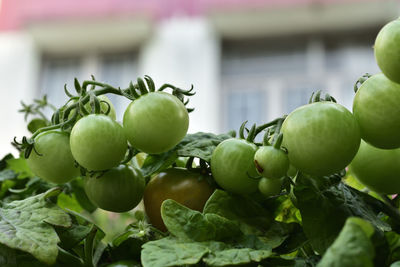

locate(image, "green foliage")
[[0, 188, 71, 264], [317, 217, 375, 267], [294, 173, 391, 254]]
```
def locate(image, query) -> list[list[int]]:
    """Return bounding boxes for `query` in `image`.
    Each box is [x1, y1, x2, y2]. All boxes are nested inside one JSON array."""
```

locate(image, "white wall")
[[0, 32, 39, 157], [139, 16, 221, 134]]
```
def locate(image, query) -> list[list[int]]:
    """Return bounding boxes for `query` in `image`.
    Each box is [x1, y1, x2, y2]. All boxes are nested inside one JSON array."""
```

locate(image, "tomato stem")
[[246, 124, 257, 142], [273, 133, 284, 149]]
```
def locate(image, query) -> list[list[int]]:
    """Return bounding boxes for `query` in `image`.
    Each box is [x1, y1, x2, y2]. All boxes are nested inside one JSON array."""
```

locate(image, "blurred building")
[[0, 0, 398, 154]]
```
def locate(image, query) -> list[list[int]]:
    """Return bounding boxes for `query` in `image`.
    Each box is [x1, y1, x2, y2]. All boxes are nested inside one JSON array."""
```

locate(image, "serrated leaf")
[[141, 235, 273, 267], [0, 188, 71, 264], [161, 199, 216, 241], [54, 214, 92, 249], [141, 237, 209, 267], [203, 189, 273, 235], [176, 131, 235, 162], [203, 247, 272, 266], [294, 173, 391, 254], [140, 131, 234, 177], [140, 151, 177, 177], [317, 217, 375, 267]]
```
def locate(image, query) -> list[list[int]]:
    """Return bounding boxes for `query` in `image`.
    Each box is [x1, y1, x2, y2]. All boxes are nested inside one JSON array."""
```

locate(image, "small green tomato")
[[254, 146, 289, 179]]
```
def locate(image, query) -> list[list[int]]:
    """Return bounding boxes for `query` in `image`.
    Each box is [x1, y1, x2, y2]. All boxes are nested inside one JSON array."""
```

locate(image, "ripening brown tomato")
[[143, 167, 215, 231]]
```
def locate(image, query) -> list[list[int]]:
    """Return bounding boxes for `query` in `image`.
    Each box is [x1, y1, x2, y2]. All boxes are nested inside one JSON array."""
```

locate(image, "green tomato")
[[254, 146, 289, 179], [353, 73, 400, 149], [349, 140, 400, 194], [211, 138, 259, 194], [123, 92, 189, 154], [70, 114, 127, 171], [27, 130, 79, 184], [282, 102, 360, 177], [143, 167, 215, 231], [84, 165, 145, 212], [258, 177, 283, 197], [374, 19, 400, 84]]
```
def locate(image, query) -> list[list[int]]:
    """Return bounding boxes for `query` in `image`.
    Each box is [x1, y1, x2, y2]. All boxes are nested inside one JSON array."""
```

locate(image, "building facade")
[[0, 0, 398, 154]]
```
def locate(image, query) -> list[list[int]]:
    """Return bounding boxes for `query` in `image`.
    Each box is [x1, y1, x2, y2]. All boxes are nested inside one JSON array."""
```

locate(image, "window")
[[99, 53, 137, 119], [221, 30, 380, 132], [40, 57, 83, 109], [39, 51, 137, 120]]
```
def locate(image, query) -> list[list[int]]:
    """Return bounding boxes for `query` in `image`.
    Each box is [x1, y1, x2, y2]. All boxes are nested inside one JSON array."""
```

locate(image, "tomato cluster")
[[211, 18, 400, 198], [17, 18, 400, 230], [23, 77, 191, 213]]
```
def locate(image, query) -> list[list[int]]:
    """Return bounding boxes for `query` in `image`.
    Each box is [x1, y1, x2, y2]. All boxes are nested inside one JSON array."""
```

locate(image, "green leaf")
[[110, 220, 165, 262], [142, 235, 273, 267], [141, 237, 209, 267], [262, 221, 305, 251], [386, 231, 400, 264], [140, 151, 177, 177], [203, 189, 273, 235], [6, 158, 34, 179], [161, 199, 216, 241], [294, 173, 390, 254], [203, 247, 272, 266], [27, 118, 48, 134], [273, 223, 307, 255], [0, 154, 13, 171], [69, 178, 97, 213], [54, 214, 92, 250], [56, 246, 84, 266], [140, 131, 234, 177], [176, 131, 235, 162], [0, 243, 16, 267], [317, 217, 375, 267], [0, 170, 16, 182], [0, 188, 71, 264], [204, 213, 242, 241]]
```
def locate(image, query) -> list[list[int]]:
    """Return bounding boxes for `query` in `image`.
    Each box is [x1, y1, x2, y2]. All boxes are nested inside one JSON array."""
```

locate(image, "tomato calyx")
[[308, 90, 337, 104], [123, 76, 195, 113], [354, 73, 372, 93]]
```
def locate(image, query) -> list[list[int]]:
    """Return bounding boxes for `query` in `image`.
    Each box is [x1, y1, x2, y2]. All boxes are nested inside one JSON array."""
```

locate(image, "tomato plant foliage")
[[4, 18, 400, 266]]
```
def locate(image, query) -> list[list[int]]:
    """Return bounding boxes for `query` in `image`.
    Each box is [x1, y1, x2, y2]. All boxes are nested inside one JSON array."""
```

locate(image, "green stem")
[[62, 87, 124, 120], [255, 117, 286, 137], [273, 133, 284, 149], [31, 124, 61, 138]]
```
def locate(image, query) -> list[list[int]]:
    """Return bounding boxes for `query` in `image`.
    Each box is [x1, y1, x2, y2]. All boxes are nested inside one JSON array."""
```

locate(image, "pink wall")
[[0, 0, 365, 31]]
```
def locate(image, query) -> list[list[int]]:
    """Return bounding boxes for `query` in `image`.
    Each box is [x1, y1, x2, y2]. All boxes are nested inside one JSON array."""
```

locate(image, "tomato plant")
[[123, 91, 189, 154], [211, 138, 259, 194], [84, 165, 145, 212], [374, 19, 400, 84], [258, 177, 283, 197], [349, 140, 400, 194], [26, 130, 79, 184], [282, 101, 360, 176], [353, 73, 400, 149], [143, 167, 214, 231], [70, 114, 127, 171]]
